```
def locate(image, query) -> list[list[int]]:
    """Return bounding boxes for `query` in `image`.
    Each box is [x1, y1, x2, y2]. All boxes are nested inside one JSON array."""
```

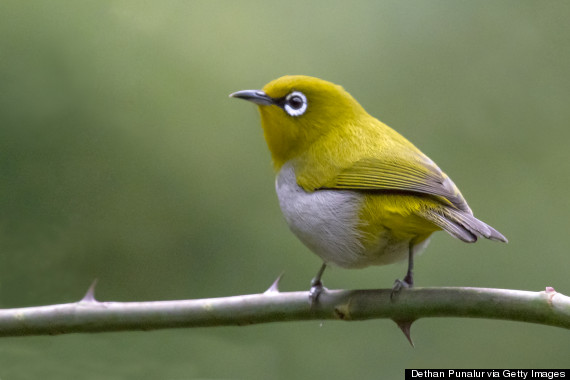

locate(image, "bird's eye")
[[288, 95, 304, 109], [284, 91, 307, 117]]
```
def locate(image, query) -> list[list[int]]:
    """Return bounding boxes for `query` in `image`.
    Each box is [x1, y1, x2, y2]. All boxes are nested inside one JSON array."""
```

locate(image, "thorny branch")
[[0, 277, 568, 345]]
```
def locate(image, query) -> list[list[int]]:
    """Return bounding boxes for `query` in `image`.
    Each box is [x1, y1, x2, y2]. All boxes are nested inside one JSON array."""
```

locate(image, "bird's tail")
[[423, 208, 507, 243]]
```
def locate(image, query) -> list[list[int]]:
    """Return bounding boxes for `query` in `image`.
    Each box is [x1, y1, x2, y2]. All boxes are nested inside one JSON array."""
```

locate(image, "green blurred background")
[[0, 0, 569, 378]]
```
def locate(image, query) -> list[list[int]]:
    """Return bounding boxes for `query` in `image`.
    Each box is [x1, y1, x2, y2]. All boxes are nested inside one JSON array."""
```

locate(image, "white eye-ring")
[[283, 91, 308, 117]]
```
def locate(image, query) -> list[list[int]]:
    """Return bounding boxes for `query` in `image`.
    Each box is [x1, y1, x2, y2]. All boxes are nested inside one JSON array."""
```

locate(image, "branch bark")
[[0, 284, 568, 338]]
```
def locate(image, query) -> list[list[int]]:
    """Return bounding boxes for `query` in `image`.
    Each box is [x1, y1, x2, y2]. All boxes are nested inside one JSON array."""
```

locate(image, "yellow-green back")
[[259, 76, 467, 209]]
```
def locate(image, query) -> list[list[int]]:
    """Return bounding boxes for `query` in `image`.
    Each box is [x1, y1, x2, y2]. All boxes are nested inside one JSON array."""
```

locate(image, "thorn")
[[393, 319, 415, 348], [80, 279, 99, 303], [545, 286, 557, 306], [264, 272, 284, 294]]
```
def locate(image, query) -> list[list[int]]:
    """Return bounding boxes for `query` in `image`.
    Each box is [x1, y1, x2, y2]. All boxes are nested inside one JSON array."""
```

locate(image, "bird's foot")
[[391, 277, 413, 300], [309, 279, 327, 306]]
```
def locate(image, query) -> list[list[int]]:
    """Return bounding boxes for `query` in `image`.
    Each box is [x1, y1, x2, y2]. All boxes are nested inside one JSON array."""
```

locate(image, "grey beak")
[[229, 90, 274, 106]]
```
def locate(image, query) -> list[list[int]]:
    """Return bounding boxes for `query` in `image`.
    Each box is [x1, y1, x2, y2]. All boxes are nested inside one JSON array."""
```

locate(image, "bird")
[[230, 75, 507, 300]]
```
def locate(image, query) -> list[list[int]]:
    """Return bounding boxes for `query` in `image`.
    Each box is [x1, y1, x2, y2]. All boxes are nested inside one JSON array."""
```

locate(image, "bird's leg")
[[391, 241, 415, 299], [309, 262, 327, 305], [403, 241, 414, 286]]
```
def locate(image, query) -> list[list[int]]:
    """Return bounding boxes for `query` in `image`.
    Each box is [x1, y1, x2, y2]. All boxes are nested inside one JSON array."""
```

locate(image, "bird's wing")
[[321, 156, 507, 242], [323, 156, 471, 213]]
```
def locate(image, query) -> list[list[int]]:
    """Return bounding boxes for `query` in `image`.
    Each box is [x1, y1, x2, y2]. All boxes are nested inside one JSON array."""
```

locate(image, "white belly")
[[275, 163, 427, 268]]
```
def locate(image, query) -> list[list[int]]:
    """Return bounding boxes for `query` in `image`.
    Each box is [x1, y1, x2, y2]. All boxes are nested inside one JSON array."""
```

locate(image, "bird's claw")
[[308, 280, 327, 306], [391, 278, 412, 300]]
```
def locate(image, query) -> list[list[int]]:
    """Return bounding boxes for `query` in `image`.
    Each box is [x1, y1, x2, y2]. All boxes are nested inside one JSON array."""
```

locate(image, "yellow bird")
[[231, 75, 506, 299]]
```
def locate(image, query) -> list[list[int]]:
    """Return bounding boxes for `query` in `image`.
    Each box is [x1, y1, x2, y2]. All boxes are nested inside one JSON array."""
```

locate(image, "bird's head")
[[231, 75, 367, 170]]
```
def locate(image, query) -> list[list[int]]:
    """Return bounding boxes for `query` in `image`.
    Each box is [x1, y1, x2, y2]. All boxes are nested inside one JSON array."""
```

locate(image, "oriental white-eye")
[[230, 75, 507, 299]]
